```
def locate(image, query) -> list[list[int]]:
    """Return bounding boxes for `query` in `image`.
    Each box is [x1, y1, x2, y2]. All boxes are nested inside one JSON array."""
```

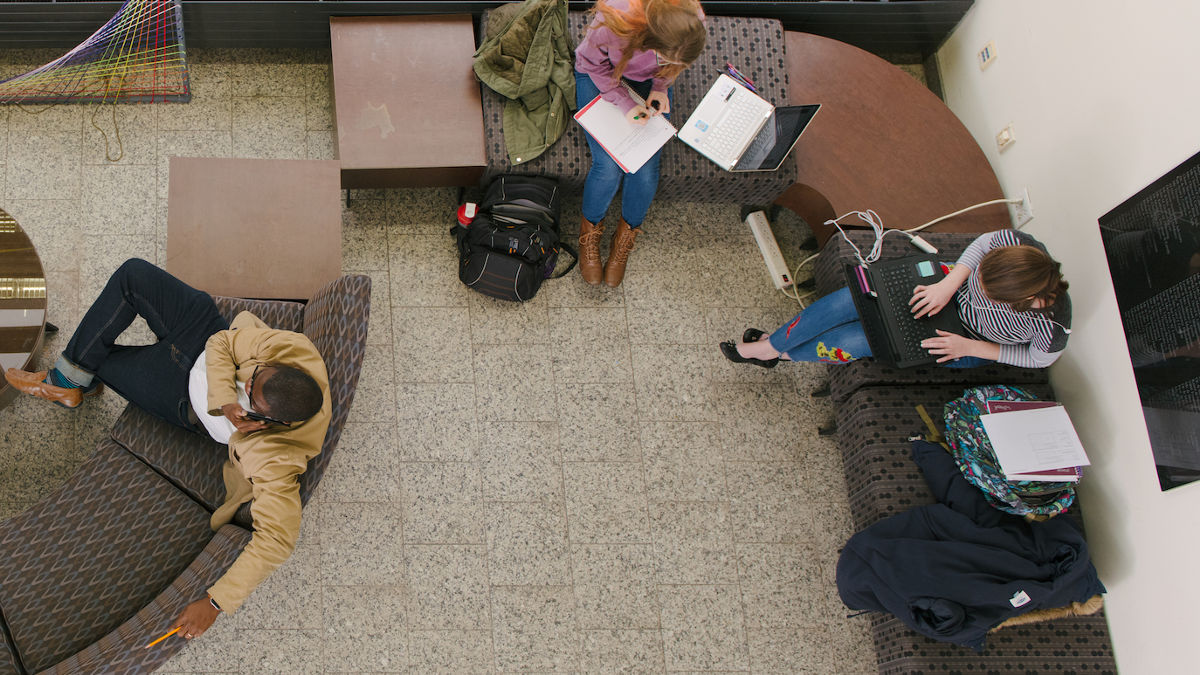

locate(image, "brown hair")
[[978, 245, 1069, 312], [591, 0, 706, 83]]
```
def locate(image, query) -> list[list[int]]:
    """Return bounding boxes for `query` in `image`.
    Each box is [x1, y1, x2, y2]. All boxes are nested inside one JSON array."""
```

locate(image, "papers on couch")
[[981, 401, 1090, 481], [574, 85, 676, 174]]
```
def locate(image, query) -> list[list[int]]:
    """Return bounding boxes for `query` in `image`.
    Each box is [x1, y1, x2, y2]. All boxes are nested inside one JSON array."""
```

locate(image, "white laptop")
[[680, 74, 820, 172]]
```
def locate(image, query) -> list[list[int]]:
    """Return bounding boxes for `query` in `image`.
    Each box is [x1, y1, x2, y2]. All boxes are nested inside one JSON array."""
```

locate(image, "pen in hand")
[[144, 626, 182, 649]]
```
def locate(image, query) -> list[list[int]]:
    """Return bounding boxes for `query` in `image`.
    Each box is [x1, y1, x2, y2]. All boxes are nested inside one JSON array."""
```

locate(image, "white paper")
[[574, 87, 676, 174], [980, 406, 1091, 475]]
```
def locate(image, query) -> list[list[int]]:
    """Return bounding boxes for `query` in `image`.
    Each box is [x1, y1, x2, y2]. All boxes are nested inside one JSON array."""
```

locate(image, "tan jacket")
[[203, 311, 330, 613]]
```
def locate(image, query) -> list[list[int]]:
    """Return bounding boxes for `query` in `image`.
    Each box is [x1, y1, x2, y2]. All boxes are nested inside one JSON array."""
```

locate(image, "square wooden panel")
[[166, 157, 342, 300], [330, 15, 486, 188]]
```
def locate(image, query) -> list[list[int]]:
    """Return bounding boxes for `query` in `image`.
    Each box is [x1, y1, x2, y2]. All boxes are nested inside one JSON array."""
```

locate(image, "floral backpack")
[[942, 385, 1076, 517]]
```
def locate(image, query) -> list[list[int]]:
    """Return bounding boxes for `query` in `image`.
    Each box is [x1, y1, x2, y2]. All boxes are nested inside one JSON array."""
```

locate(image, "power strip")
[[744, 210, 793, 290]]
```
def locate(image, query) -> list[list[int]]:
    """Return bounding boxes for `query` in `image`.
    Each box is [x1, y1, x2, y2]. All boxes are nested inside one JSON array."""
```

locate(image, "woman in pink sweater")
[[574, 0, 705, 287]]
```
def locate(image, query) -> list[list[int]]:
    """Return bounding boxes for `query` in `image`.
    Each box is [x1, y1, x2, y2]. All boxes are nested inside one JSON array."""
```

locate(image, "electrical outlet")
[[996, 123, 1016, 152], [1012, 188, 1034, 228], [978, 40, 997, 70]]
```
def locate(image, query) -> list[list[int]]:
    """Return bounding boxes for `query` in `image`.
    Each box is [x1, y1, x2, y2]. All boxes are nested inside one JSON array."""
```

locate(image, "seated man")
[[4, 258, 329, 642]]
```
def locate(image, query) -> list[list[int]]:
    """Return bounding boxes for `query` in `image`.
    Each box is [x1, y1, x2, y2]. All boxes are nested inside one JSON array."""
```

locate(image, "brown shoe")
[[578, 217, 604, 285], [4, 368, 103, 409], [603, 218, 640, 288]]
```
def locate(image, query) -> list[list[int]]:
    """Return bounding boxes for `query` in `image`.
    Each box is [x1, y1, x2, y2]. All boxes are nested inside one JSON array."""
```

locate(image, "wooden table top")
[[330, 15, 485, 186], [165, 157, 343, 301], [776, 32, 1009, 245], [0, 208, 48, 409]]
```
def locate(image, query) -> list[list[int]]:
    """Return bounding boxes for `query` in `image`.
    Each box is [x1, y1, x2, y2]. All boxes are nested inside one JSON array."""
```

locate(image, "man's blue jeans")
[[767, 286, 991, 368], [575, 71, 672, 228], [61, 258, 229, 429]]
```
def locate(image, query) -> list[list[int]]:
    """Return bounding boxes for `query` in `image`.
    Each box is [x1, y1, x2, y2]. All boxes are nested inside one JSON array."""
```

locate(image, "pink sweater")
[[574, 0, 704, 114]]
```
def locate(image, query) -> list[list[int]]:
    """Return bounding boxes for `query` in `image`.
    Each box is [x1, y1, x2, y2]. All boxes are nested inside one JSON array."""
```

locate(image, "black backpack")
[[451, 175, 577, 302]]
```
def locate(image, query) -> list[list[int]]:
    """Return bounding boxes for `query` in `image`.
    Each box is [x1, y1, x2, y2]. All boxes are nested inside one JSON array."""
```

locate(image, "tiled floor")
[[0, 49, 875, 672]]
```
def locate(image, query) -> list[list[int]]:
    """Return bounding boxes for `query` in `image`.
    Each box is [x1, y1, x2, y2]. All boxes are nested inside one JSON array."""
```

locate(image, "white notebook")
[[574, 85, 676, 174], [980, 405, 1091, 475]]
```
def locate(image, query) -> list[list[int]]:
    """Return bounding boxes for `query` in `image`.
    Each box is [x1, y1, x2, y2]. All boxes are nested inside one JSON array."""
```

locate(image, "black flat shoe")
[[743, 328, 768, 343], [720, 341, 780, 368]]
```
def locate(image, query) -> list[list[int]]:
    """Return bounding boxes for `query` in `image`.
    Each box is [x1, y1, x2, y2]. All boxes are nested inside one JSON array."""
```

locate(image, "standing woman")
[[574, 0, 706, 287]]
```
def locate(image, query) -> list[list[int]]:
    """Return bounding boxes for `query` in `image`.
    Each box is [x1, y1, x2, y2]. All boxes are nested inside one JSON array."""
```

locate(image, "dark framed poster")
[[1099, 150, 1200, 491]]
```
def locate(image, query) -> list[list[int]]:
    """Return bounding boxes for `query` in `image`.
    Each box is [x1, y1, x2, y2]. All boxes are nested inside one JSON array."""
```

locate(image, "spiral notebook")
[[573, 85, 676, 174]]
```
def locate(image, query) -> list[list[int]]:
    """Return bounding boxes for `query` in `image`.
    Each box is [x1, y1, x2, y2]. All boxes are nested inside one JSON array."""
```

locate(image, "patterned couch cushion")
[[297, 274, 372, 504], [0, 439, 215, 673], [110, 404, 228, 512], [45, 525, 252, 675], [0, 621, 18, 675], [812, 230, 1049, 402], [480, 11, 796, 204], [872, 609, 1116, 674]]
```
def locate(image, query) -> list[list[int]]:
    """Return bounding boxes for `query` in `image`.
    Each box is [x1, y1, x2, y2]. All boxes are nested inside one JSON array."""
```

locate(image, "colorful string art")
[[0, 0, 190, 104]]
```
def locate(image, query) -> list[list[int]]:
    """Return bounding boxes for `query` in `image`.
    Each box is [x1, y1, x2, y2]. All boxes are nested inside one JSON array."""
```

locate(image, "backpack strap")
[[915, 404, 949, 450], [550, 242, 578, 278]]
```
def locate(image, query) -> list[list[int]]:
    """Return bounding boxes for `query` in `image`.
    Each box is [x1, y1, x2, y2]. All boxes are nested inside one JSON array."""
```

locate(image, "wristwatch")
[[209, 596, 222, 612]]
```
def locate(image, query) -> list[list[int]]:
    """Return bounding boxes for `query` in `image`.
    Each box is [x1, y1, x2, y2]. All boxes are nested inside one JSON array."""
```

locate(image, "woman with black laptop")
[[721, 230, 1072, 368]]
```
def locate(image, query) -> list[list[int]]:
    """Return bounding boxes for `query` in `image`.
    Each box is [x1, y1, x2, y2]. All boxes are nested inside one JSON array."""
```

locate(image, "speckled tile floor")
[[0, 49, 876, 673]]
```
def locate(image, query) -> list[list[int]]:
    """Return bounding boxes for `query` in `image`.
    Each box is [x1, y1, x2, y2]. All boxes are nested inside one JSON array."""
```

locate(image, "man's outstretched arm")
[[172, 469, 303, 640]]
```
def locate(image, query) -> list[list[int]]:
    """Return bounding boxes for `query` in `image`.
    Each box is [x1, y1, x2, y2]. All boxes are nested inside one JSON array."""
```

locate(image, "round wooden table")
[[774, 32, 1010, 246], [0, 208, 48, 410]]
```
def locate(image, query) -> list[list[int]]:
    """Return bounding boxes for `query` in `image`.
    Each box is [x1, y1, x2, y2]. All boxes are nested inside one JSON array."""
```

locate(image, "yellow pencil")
[[143, 626, 181, 649]]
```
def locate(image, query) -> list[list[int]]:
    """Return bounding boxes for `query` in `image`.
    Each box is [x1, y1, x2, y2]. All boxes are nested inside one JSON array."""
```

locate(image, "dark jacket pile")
[[836, 440, 1106, 651]]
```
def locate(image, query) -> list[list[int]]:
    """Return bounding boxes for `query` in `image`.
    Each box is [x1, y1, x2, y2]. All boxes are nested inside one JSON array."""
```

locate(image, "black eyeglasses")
[[246, 366, 291, 426]]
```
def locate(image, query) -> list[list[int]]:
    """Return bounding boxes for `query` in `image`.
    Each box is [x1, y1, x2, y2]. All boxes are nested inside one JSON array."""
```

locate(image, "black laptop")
[[843, 254, 965, 368]]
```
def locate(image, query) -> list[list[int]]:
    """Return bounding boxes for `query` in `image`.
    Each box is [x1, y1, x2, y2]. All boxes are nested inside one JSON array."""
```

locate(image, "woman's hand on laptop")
[[909, 278, 956, 318], [646, 91, 670, 116], [921, 330, 1000, 363]]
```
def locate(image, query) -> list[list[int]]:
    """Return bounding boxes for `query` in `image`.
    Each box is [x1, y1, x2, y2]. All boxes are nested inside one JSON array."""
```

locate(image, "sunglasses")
[[246, 365, 291, 426]]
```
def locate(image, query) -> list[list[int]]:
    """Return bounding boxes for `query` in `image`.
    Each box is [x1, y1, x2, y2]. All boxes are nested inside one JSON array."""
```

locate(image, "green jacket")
[[473, 0, 575, 164]]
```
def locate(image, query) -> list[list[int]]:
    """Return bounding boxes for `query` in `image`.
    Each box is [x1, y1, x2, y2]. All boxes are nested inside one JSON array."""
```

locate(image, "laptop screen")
[[736, 104, 820, 172]]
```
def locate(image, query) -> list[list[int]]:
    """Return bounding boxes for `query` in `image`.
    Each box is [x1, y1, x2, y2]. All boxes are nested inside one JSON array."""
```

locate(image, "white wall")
[[936, 1, 1200, 672]]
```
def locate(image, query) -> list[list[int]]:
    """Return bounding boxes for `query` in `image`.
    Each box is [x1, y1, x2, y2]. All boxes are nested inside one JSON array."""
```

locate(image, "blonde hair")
[[590, 0, 706, 83]]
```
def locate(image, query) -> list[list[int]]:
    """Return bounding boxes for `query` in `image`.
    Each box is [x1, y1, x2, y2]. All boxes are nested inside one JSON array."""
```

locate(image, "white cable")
[[775, 196, 1026, 308], [903, 198, 1022, 234]]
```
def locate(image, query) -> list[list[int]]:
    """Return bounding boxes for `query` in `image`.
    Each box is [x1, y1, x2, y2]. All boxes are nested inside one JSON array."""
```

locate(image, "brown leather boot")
[[603, 219, 639, 288], [578, 216, 604, 285]]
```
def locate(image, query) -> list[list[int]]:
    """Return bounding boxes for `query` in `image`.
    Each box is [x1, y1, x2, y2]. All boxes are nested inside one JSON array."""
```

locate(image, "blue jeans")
[[767, 286, 992, 368], [575, 71, 672, 228], [61, 258, 229, 429]]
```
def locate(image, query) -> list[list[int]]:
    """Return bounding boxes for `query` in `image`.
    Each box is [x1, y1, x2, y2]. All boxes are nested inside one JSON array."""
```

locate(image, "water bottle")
[[456, 202, 477, 228]]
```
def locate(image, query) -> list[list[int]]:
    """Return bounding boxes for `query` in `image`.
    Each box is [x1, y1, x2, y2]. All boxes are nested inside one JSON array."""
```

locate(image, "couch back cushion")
[[0, 440, 214, 672]]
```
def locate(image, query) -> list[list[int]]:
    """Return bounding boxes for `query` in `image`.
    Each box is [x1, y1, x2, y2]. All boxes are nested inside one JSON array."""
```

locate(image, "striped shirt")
[[955, 230, 1072, 368]]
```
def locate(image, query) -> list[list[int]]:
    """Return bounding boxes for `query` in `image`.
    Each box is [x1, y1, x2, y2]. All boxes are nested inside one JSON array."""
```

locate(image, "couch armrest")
[[296, 274, 372, 504], [43, 525, 251, 675]]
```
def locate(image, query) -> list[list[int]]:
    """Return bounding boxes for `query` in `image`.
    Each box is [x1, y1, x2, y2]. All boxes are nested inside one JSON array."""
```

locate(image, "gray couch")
[[0, 274, 371, 674]]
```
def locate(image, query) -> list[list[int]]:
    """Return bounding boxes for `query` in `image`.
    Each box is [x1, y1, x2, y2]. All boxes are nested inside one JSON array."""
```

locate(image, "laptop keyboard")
[[699, 95, 772, 161], [876, 265, 936, 363]]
